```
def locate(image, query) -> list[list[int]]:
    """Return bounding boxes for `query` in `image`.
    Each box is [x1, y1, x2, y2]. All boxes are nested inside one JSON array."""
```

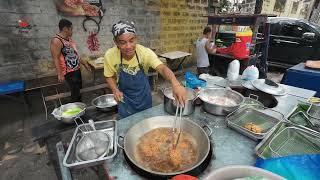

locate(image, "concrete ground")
[[0, 68, 283, 180]]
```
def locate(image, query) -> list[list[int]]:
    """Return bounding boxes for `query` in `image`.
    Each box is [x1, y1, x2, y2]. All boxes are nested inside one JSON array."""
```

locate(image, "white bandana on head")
[[111, 20, 136, 37]]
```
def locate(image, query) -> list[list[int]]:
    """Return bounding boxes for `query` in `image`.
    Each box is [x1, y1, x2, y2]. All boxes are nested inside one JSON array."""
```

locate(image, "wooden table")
[[158, 51, 191, 71], [87, 60, 104, 85]]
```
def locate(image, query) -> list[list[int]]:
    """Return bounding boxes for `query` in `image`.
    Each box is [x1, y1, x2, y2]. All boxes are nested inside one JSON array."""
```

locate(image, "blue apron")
[[118, 52, 152, 119]]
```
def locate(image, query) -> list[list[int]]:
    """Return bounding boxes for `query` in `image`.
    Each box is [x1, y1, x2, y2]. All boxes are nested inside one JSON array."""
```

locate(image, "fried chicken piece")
[[244, 122, 263, 133]]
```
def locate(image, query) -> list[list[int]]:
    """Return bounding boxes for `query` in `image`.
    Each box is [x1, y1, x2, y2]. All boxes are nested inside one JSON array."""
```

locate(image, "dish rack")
[[63, 120, 117, 169], [268, 126, 320, 157]]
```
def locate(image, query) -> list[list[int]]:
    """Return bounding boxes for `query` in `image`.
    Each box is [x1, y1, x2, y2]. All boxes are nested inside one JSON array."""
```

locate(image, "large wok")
[[118, 116, 212, 178]]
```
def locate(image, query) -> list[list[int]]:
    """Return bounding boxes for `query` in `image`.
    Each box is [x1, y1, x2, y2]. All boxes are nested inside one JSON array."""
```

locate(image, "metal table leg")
[[56, 141, 72, 180], [175, 56, 187, 71]]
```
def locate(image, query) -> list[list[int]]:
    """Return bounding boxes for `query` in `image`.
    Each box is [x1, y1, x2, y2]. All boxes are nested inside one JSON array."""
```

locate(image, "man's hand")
[[156, 64, 187, 107], [112, 88, 124, 102], [172, 84, 187, 107], [58, 73, 65, 83]]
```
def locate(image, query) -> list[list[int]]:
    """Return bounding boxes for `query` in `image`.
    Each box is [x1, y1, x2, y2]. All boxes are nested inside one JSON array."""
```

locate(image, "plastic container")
[[227, 60, 240, 81], [203, 165, 283, 180]]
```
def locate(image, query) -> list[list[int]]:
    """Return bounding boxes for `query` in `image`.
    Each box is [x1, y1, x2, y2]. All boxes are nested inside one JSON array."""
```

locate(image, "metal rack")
[[207, 14, 273, 78]]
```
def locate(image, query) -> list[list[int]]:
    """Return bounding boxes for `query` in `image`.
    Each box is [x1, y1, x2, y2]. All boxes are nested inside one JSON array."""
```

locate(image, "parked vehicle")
[[267, 17, 320, 68]]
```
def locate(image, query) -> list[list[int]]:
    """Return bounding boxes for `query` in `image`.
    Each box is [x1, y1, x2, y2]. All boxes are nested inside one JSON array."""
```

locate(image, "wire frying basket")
[[307, 104, 320, 121], [268, 127, 320, 157]]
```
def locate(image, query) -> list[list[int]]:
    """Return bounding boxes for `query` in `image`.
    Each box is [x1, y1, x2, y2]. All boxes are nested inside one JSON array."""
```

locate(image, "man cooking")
[[104, 20, 187, 118], [50, 19, 91, 102]]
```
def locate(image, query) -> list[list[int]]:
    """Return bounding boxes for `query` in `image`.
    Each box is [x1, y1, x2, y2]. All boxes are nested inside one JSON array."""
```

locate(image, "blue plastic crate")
[[0, 80, 25, 95]]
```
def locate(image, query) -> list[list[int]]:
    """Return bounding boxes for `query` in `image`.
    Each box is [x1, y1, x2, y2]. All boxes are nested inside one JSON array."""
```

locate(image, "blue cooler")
[[282, 63, 320, 97]]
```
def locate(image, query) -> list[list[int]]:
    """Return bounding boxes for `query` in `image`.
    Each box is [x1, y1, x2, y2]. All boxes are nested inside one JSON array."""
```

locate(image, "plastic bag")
[[255, 154, 320, 180], [227, 60, 240, 81], [242, 65, 259, 81], [185, 71, 206, 89]]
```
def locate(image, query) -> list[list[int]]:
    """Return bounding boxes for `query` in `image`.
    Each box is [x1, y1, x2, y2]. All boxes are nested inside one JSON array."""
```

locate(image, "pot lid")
[[241, 80, 257, 90], [252, 79, 287, 96]]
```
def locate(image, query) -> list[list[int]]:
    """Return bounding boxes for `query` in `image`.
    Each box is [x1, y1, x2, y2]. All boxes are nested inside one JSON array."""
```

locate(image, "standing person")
[[50, 19, 91, 102], [196, 26, 216, 75], [104, 20, 186, 119]]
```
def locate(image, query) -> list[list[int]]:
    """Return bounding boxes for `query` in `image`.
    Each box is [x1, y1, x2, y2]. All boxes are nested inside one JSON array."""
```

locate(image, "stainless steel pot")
[[118, 116, 212, 177], [163, 87, 195, 115], [91, 94, 117, 112], [199, 88, 244, 116]]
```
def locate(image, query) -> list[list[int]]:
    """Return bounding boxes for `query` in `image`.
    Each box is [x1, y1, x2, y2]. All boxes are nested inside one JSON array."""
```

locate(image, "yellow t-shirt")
[[104, 44, 162, 78]]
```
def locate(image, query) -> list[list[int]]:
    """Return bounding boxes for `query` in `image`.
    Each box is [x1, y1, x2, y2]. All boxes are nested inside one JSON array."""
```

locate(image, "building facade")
[[239, 0, 315, 20]]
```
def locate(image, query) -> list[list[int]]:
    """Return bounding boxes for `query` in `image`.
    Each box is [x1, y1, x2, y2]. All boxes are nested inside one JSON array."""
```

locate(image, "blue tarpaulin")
[[255, 154, 320, 180]]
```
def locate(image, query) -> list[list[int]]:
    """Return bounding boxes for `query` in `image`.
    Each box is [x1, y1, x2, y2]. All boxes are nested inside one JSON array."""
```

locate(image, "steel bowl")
[[91, 94, 117, 112], [199, 88, 244, 116], [53, 102, 86, 124], [163, 87, 196, 116]]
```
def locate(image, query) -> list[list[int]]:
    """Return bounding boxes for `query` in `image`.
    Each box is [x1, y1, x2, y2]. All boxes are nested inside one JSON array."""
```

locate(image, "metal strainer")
[[75, 119, 111, 161]]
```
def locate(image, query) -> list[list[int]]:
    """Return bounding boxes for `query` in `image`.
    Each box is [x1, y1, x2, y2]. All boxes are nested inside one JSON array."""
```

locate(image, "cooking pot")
[[118, 116, 212, 178], [52, 102, 86, 124], [91, 94, 117, 112], [199, 88, 244, 116], [163, 87, 196, 116]]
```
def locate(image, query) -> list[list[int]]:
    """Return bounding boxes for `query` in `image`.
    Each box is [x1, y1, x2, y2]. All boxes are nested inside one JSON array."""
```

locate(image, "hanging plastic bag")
[[255, 154, 320, 180], [227, 59, 240, 81], [242, 65, 259, 81], [185, 71, 206, 89]]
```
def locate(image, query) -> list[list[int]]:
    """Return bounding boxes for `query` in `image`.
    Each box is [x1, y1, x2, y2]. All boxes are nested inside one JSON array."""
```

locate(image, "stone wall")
[[160, 0, 208, 66], [0, 0, 209, 83]]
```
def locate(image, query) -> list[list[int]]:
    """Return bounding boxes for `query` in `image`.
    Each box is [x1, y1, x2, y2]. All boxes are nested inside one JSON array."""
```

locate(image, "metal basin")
[[120, 116, 211, 178], [91, 94, 117, 112], [52, 102, 86, 124], [199, 88, 244, 116]]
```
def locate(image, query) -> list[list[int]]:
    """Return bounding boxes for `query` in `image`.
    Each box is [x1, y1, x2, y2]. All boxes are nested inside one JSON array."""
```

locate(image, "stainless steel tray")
[[226, 107, 284, 141], [268, 126, 320, 157], [63, 120, 117, 169], [255, 121, 320, 159]]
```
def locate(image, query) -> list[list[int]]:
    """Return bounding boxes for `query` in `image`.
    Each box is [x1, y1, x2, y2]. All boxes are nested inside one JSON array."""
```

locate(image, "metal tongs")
[[173, 105, 183, 149]]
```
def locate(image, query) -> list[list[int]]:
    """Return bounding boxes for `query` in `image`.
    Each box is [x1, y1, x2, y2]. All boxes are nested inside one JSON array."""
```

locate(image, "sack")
[[242, 65, 259, 81], [185, 71, 206, 89], [227, 60, 240, 81]]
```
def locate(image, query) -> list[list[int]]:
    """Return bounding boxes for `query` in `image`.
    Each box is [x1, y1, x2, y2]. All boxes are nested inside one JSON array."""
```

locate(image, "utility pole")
[[254, 0, 263, 14]]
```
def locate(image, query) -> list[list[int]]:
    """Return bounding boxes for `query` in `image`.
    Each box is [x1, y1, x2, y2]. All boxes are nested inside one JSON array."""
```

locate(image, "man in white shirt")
[[196, 26, 216, 75]]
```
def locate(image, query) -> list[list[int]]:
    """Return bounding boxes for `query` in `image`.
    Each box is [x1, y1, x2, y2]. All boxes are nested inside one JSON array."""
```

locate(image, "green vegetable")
[[62, 107, 82, 116]]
